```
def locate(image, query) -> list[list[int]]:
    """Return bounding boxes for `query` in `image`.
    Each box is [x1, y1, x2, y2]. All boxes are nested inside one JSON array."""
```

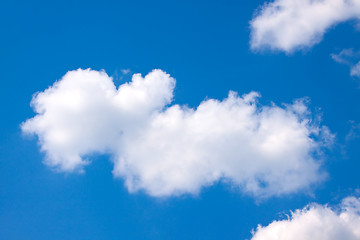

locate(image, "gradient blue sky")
[[1, 0, 360, 239]]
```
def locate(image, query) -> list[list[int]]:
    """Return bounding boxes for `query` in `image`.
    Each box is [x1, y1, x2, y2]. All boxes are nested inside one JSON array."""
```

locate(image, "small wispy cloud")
[[331, 49, 357, 65], [120, 68, 131, 75], [350, 62, 360, 78], [346, 120, 360, 142], [331, 49, 360, 79]]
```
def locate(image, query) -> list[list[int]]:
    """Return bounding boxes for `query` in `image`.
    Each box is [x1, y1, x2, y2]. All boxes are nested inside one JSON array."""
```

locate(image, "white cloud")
[[251, 196, 360, 240], [351, 62, 360, 77], [250, 0, 360, 53], [332, 49, 360, 78], [22, 69, 333, 197]]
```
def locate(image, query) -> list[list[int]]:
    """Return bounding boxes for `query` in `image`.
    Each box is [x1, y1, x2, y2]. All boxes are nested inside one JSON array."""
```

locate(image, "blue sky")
[[1, 0, 360, 239]]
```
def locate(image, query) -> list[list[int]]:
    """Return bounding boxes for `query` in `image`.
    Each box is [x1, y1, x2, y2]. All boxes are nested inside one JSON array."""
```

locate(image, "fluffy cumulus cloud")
[[332, 49, 360, 78], [250, 0, 360, 53], [251, 196, 360, 240], [22, 69, 333, 197]]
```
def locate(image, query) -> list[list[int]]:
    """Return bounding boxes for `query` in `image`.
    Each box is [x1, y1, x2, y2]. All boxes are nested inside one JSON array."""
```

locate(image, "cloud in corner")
[[250, 0, 360, 53], [251, 196, 360, 240]]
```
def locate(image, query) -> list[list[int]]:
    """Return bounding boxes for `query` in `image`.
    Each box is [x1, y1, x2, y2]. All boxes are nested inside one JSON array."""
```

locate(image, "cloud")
[[251, 196, 360, 240], [121, 69, 131, 75], [332, 49, 360, 78], [346, 121, 360, 142], [22, 69, 333, 197], [331, 49, 357, 64], [351, 62, 360, 77], [250, 0, 360, 53]]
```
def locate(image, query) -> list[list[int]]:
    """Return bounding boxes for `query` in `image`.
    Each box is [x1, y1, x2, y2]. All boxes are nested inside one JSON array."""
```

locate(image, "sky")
[[1, 0, 360, 239]]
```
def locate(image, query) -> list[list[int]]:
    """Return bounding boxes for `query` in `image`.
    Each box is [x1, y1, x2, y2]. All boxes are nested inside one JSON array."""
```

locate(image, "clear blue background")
[[1, 0, 360, 239]]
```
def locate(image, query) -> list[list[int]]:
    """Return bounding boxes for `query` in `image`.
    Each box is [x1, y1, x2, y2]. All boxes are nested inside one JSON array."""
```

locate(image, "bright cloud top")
[[22, 69, 332, 197], [250, 0, 360, 53], [251, 196, 360, 240]]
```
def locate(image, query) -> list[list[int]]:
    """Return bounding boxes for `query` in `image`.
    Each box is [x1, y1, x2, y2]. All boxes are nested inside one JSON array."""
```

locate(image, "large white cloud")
[[251, 196, 360, 240], [22, 69, 332, 197], [250, 0, 360, 53]]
